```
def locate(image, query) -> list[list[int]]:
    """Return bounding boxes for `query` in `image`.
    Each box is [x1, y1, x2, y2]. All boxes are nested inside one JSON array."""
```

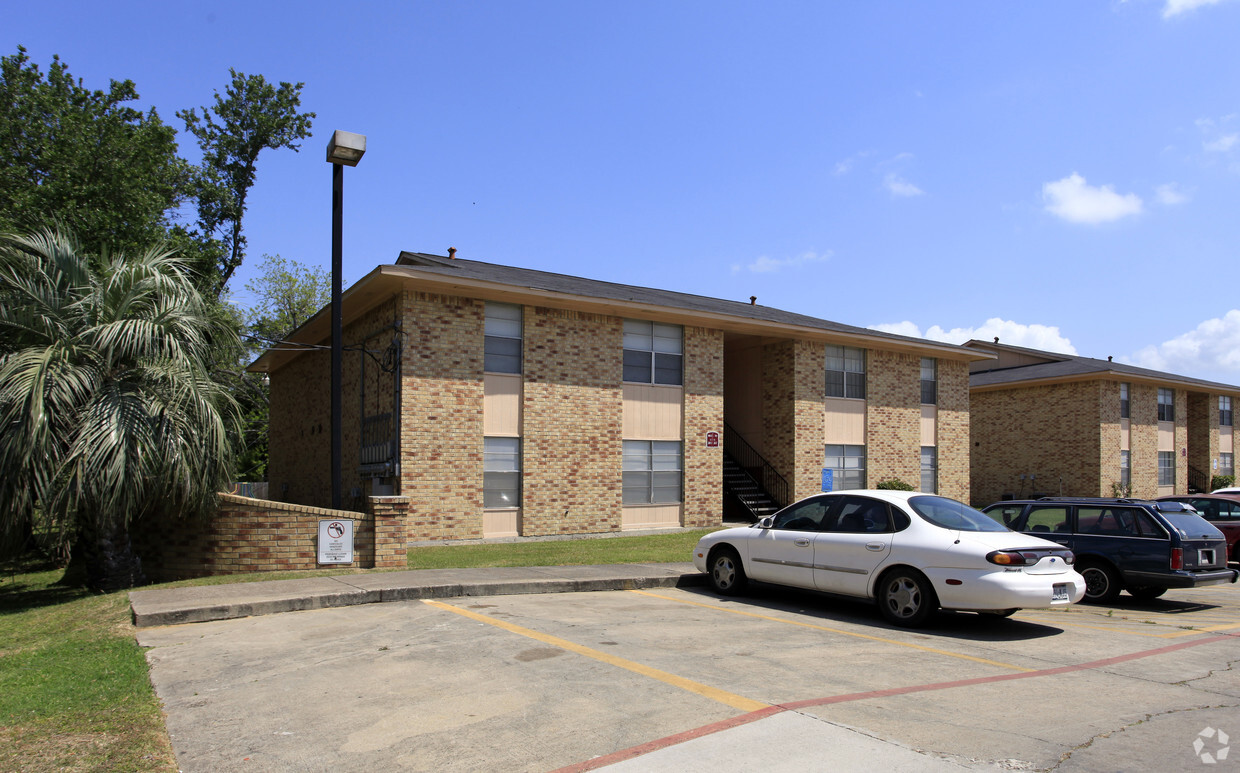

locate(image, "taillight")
[[988, 550, 1034, 566], [1170, 547, 1183, 570]]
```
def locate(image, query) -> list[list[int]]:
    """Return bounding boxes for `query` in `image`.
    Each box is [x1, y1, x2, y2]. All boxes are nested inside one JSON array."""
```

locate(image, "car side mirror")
[[756, 516, 774, 529]]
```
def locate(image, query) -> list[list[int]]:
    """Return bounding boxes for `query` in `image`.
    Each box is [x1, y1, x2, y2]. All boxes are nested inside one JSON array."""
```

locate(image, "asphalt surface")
[[131, 566, 1240, 772]]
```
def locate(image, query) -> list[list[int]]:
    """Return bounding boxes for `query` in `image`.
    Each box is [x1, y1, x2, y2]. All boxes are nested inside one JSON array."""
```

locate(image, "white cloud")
[[833, 150, 873, 177], [1163, 0, 1227, 18], [1042, 173, 1143, 224], [1123, 310, 1240, 379], [1155, 183, 1189, 205], [1205, 133, 1239, 153], [884, 172, 924, 198], [732, 250, 832, 274], [870, 318, 1077, 354]]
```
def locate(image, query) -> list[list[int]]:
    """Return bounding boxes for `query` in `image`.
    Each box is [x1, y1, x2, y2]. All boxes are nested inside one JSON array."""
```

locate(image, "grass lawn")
[[0, 527, 718, 769]]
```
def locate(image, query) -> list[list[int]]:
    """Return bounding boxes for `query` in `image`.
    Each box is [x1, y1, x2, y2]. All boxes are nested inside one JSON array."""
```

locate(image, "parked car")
[[981, 497, 1238, 603], [1155, 494, 1240, 563], [693, 490, 1084, 628], [1212, 487, 1240, 495]]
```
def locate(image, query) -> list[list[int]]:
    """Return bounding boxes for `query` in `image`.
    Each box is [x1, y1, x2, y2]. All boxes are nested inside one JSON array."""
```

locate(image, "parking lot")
[[138, 582, 1240, 772]]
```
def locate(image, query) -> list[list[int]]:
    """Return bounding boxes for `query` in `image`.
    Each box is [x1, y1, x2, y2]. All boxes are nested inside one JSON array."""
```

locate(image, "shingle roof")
[[396, 251, 963, 351], [966, 340, 1240, 394]]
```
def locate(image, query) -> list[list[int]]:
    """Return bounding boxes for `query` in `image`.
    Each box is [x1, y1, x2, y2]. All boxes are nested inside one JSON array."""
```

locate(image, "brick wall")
[[866, 350, 921, 490], [936, 358, 970, 501], [969, 381, 1102, 506], [399, 291, 486, 540], [132, 494, 408, 581], [762, 340, 797, 496], [522, 307, 624, 535], [683, 326, 724, 527], [1130, 383, 1159, 498]]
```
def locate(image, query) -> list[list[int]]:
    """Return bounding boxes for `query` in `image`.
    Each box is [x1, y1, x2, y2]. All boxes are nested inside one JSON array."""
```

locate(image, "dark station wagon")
[[982, 497, 1238, 603], [1155, 494, 1240, 563]]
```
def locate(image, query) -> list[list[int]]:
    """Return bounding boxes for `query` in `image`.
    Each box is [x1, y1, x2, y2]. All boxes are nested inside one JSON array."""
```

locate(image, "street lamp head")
[[326, 130, 366, 166]]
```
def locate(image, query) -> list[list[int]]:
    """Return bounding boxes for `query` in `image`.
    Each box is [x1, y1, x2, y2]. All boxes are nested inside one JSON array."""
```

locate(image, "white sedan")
[[693, 490, 1086, 627]]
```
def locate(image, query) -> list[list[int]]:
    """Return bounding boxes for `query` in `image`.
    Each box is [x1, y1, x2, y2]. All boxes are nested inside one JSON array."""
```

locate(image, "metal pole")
[[331, 162, 343, 510]]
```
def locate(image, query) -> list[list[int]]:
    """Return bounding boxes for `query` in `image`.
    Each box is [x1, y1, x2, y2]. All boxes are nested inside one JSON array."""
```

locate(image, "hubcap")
[[1082, 567, 1108, 597], [713, 558, 735, 589], [887, 577, 921, 618]]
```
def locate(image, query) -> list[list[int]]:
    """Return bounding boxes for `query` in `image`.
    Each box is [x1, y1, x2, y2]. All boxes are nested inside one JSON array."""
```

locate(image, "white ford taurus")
[[693, 490, 1086, 627]]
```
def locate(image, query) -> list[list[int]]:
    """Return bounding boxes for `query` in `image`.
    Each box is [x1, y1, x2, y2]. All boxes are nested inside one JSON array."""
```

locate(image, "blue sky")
[[9, 1, 1240, 383]]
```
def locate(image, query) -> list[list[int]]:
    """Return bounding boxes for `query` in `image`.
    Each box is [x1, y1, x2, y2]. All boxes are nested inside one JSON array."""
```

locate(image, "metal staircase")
[[722, 423, 789, 522]]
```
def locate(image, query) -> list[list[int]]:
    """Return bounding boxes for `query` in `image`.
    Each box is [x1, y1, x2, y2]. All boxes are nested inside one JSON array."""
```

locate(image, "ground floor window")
[[1157, 451, 1175, 487], [1221, 452, 1234, 477], [920, 447, 937, 493], [824, 444, 866, 490], [484, 437, 521, 508], [1120, 450, 1131, 490], [622, 440, 682, 504]]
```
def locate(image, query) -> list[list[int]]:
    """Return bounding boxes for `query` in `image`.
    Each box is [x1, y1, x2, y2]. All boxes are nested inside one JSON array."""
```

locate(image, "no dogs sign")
[[318, 519, 355, 564]]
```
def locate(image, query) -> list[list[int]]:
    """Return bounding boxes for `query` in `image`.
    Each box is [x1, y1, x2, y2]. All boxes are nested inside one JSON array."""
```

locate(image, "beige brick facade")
[[936, 358, 971, 502], [867, 350, 922, 489], [683, 326, 725, 527]]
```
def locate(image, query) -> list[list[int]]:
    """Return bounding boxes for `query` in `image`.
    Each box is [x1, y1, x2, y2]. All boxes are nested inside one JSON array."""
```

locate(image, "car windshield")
[[909, 496, 1010, 532]]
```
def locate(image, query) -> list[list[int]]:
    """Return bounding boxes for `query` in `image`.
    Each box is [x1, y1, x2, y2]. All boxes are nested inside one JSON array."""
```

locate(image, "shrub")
[[1213, 474, 1235, 491], [875, 478, 915, 491]]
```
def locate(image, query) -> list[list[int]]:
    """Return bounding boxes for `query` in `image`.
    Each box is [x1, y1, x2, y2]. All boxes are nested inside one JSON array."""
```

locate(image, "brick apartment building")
[[249, 252, 989, 541], [965, 339, 1240, 507]]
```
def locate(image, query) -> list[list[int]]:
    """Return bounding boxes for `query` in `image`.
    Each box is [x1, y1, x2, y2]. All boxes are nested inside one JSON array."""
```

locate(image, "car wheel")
[[877, 569, 938, 627], [1128, 586, 1167, 601], [1077, 561, 1121, 604], [708, 547, 747, 596]]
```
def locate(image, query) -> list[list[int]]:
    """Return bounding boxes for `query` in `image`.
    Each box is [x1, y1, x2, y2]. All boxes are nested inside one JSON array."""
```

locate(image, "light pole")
[[326, 130, 366, 510]]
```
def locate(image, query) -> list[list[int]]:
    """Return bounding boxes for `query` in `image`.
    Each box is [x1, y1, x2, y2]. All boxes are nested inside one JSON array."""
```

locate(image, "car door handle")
[[865, 542, 886, 551], [794, 538, 811, 547]]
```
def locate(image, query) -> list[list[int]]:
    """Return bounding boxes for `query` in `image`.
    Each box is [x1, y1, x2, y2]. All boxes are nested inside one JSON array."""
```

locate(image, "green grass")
[[0, 528, 718, 769]]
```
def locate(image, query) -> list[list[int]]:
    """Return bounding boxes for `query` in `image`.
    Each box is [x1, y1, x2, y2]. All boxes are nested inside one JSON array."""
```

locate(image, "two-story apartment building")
[[248, 252, 989, 541], [965, 339, 1240, 506]]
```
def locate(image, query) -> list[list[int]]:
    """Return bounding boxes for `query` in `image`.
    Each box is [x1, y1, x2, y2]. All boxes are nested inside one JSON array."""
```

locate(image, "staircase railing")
[[723, 422, 790, 508], [1187, 464, 1209, 494]]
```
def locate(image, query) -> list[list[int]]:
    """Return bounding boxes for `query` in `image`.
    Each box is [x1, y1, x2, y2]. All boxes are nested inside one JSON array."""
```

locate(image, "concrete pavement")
[[128, 562, 706, 627]]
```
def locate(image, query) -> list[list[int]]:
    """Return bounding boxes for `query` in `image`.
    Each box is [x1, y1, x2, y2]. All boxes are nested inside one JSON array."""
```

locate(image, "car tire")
[[877, 568, 938, 627], [1077, 561, 1121, 604], [1128, 586, 1167, 601], [708, 547, 747, 596]]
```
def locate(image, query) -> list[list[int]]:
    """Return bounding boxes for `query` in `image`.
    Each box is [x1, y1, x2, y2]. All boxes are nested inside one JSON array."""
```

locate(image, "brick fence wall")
[[132, 494, 410, 581]]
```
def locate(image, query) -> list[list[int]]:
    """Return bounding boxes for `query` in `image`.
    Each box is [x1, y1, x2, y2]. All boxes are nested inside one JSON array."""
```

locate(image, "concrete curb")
[[129, 563, 707, 627]]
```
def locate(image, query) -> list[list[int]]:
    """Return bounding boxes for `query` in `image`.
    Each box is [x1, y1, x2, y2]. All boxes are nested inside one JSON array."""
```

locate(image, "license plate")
[[1199, 549, 1216, 566], [1052, 583, 1070, 602]]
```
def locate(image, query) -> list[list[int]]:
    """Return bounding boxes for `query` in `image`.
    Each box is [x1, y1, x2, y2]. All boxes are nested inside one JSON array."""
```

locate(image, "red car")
[[1156, 495, 1240, 563]]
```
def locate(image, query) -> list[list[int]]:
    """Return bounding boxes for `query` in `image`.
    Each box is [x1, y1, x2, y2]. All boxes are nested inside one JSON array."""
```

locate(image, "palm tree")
[[0, 228, 239, 590]]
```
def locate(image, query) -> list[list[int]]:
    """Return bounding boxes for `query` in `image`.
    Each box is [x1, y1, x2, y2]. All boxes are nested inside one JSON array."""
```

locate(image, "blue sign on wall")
[[821, 468, 833, 492]]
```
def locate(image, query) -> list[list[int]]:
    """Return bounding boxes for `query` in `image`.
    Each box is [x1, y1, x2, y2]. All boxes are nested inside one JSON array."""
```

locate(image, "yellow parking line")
[[628, 590, 1035, 673], [421, 599, 769, 713], [1158, 621, 1240, 638]]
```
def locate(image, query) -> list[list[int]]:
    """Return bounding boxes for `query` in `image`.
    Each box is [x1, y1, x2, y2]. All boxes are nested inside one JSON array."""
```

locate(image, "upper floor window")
[[825, 345, 866, 399], [1120, 383, 1130, 419], [920, 358, 937, 405], [1157, 388, 1175, 422], [485, 302, 522, 373], [623, 320, 682, 385], [1221, 396, 1233, 427]]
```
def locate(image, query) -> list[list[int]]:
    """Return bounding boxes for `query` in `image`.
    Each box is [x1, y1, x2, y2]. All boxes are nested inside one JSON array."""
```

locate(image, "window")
[[825, 345, 866, 399], [623, 320, 682, 385], [485, 302, 522, 373], [483, 437, 521, 508], [771, 497, 831, 531], [1120, 383, 1130, 419], [1158, 451, 1175, 486], [1120, 450, 1131, 489], [824, 444, 866, 490], [829, 496, 892, 533], [1022, 506, 1070, 534], [1221, 452, 1234, 477], [1221, 396, 1234, 427], [920, 358, 937, 405], [920, 446, 937, 493], [622, 440, 682, 504], [1157, 388, 1175, 422]]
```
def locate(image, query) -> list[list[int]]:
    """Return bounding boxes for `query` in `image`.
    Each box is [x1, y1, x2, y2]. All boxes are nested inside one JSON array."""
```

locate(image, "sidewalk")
[[129, 562, 705, 627]]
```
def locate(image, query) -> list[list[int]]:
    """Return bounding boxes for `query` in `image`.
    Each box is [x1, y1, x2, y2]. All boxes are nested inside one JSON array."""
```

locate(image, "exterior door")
[[747, 496, 831, 589], [812, 495, 893, 597]]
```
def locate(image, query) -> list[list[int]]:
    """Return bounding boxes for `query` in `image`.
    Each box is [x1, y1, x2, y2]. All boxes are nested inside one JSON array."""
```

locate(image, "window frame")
[[483, 436, 521, 509], [1158, 450, 1175, 486], [622, 440, 683, 505], [1221, 395, 1233, 427], [825, 345, 866, 399], [824, 444, 866, 490], [1220, 452, 1234, 477], [1120, 449, 1131, 489], [484, 302, 523, 374], [1157, 388, 1175, 422], [919, 358, 937, 405], [920, 446, 937, 494], [622, 319, 683, 386], [1120, 383, 1130, 419]]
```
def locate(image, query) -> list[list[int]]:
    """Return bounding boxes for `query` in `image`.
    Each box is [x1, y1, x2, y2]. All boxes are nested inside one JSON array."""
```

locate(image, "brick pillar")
[[367, 495, 410, 569]]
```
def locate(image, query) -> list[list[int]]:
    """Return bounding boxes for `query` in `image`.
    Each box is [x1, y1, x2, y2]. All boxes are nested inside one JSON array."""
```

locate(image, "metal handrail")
[[1187, 464, 1209, 494], [723, 422, 790, 508]]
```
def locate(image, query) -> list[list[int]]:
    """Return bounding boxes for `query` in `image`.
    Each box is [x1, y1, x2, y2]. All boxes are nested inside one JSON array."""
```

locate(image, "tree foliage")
[[0, 46, 190, 260], [0, 228, 240, 589], [179, 71, 315, 297], [243, 253, 335, 354]]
